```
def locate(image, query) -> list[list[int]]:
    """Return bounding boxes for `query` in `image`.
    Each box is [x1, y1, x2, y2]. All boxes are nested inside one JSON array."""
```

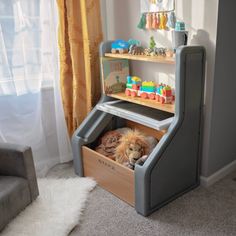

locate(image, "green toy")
[[149, 36, 156, 50], [137, 13, 146, 30]]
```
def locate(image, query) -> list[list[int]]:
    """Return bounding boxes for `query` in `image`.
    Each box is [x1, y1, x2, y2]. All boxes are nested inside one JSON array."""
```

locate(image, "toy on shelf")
[[172, 21, 188, 51], [125, 76, 175, 104], [128, 39, 144, 55], [156, 84, 174, 104], [111, 39, 143, 55], [149, 36, 156, 50], [144, 37, 168, 57], [111, 40, 130, 54], [129, 45, 144, 55], [166, 49, 174, 58]]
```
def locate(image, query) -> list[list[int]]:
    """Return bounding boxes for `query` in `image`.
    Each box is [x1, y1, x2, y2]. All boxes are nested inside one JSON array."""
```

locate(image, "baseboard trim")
[[200, 160, 236, 187]]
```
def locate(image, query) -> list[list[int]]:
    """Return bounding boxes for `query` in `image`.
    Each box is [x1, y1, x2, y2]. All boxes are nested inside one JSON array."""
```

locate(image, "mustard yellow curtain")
[[57, 0, 103, 136]]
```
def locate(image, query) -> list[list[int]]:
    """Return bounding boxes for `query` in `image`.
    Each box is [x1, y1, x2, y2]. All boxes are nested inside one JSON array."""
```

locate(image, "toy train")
[[125, 76, 175, 104]]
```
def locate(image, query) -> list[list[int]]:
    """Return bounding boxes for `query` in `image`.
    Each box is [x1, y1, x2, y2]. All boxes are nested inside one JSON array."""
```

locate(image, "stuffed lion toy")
[[115, 130, 149, 169]]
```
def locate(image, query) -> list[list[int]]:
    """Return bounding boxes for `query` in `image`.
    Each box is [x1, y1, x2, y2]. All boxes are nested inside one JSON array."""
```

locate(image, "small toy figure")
[[128, 39, 141, 47], [154, 47, 167, 56], [166, 49, 174, 57], [146, 13, 152, 30], [149, 36, 156, 50], [156, 84, 174, 104], [144, 48, 153, 56], [111, 39, 129, 54], [140, 81, 156, 99], [125, 76, 156, 99], [175, 21, 186, 31], [129, 45, 144, 55], [137, 13, 146, 30]]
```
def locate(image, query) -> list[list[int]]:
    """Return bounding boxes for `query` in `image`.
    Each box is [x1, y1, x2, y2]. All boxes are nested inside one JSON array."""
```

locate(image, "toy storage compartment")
[[82, 119, 165, 206]]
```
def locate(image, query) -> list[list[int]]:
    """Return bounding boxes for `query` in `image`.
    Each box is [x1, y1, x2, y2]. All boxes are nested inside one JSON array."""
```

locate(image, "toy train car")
[[125, 76, 175, 104]]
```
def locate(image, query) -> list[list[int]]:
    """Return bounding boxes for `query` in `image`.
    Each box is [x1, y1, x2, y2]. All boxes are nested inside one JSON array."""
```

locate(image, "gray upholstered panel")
[[0, 143, 39, 200], [0, 176, 31, 232]]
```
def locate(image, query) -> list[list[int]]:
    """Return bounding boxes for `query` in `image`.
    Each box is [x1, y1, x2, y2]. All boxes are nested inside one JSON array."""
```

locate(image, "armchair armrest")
[[0, 143, 39, 201]]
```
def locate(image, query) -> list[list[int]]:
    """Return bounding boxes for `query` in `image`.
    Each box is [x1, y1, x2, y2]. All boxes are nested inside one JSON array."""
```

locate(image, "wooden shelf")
[[105, 53, 175, 64], [107, 92, 175, 114]]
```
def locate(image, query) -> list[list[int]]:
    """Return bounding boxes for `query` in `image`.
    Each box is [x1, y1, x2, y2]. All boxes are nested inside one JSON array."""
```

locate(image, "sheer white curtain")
[[0, 0, 72, 176]]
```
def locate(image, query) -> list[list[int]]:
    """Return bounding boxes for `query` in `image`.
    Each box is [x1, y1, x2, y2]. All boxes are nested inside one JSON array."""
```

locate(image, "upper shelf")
[[104, 53, 175, 65]]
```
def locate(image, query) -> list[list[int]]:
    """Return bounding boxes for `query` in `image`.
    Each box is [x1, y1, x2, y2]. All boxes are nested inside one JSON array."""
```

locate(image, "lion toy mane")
[[115, 130, 149, 169]]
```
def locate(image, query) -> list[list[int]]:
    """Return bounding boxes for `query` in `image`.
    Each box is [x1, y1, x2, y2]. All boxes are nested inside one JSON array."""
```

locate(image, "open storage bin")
[[72, 41, 206, 216], [82, 119, 165, 206]]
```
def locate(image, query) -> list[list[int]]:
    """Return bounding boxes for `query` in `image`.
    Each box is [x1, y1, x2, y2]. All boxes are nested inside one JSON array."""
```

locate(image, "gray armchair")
[[0, 143, 39, 232]]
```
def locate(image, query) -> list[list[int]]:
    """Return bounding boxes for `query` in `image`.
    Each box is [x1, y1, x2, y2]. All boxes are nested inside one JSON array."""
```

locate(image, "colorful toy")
[[129, 45, 144, 55], [149, 36, 156, 50], [153, 47, 167, 56], [125, 76, 174, 104], [175, 21, 186, 31], [156, 84, 174, 104], [144, 48, 153, 56], [144, 46, 167, 57], [111, 40, 130, 54], [128, 39, 141, 47], [166, 49, 174, 57], [111, 39, 142, 54]]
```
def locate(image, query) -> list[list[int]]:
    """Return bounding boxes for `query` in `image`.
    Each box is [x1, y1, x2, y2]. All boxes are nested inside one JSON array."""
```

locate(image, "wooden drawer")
[[82, 121, 165, 206], [82, 146, 135, 206]]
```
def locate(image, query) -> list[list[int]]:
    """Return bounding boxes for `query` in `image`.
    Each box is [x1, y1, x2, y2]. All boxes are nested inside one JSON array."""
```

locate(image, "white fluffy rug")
[[1, 178, 96, 236]]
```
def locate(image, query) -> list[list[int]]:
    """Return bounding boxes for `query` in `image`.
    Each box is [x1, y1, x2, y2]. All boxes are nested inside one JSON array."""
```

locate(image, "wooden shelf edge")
[[104, 53, 175, 64], [107, 93, 175, 114]]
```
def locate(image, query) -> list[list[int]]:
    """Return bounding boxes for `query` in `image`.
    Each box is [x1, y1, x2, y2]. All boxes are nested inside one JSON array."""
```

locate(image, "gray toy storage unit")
[[72, 41, 206, 216]]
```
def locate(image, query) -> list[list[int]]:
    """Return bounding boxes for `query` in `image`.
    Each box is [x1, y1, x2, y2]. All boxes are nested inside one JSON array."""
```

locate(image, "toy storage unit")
[[72, 41, 206, 216]]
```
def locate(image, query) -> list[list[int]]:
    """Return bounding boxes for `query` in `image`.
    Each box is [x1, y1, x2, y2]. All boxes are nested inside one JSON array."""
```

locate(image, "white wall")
[[102, 0, 219, 177]]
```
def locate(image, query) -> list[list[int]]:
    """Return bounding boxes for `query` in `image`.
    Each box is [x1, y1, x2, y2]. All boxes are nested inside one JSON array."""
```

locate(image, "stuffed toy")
[[115, 130, 150, 169], [95, 130, 122, 160]]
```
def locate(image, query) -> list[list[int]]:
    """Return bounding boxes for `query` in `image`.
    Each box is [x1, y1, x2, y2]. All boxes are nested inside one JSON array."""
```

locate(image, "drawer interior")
[[82, 117, 166, 206]]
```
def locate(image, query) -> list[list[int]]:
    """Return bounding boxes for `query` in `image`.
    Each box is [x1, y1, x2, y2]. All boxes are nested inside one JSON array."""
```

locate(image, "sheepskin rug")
[[1, 178, 96, 236]]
